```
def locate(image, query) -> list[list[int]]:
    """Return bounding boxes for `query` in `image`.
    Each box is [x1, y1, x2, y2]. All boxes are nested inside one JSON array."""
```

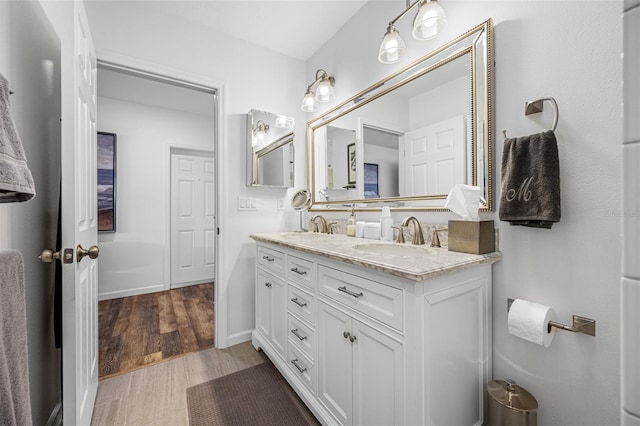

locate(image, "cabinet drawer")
[[287, 344, 316, 395], [286, 255, 315, 290], [318, 266, 404, 331], [288, 284, 315, 326], [257, 245, 285, 275], [287, 314, 316, 361]]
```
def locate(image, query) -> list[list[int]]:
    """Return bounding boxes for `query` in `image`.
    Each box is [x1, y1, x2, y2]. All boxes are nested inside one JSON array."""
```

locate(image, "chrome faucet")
[[400, 216, 425, 245], [310, 215, 329, 233]]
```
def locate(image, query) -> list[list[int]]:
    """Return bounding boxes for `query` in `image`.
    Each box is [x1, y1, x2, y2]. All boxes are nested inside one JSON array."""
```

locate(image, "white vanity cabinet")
[[251, 235, 498, 426]]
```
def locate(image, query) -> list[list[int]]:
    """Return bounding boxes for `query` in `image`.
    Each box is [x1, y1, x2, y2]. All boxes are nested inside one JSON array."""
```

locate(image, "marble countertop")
[[250, 232, 501, 282]]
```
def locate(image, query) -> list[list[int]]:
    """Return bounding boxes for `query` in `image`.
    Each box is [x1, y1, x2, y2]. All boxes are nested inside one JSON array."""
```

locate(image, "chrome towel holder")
[[502, 96, 560, 140]]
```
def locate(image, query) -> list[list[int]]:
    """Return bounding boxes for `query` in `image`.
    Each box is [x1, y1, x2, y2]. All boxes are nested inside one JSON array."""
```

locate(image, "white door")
[[60, 2, 99, 424], [170, 151, 216, 286], [400, 115, 466, 196]]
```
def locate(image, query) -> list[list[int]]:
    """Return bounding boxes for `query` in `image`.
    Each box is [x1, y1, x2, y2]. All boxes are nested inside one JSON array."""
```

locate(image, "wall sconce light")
[[301, 69, 336, 112], [378, 0, 447, 64], [253, 120, 269, 145]]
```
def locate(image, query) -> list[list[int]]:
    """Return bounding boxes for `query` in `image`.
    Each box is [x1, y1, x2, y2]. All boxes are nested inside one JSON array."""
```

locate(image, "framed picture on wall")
[[364, 163, 379, 198], [97, 132, 116, 232], [347, 143, 356, 184]]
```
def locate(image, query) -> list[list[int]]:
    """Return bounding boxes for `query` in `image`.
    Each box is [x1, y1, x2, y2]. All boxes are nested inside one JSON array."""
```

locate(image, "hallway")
[[98, 283, 214, 378]]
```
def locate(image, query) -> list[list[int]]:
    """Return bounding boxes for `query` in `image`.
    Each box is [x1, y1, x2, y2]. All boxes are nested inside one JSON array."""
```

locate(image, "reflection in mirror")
[[307, 19, 493, 211], [246, 109, 295, 187]]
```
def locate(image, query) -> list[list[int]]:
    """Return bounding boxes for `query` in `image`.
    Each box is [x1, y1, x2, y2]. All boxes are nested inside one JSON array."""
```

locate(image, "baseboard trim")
[[224, 328, 253, 348], [170, 280, 213, 290], [45, 402, 62, 426], [98, 284, 165, 300]]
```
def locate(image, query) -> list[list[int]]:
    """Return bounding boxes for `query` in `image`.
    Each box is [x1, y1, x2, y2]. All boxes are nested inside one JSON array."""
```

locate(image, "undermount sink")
[[353, 243, 436, 256]]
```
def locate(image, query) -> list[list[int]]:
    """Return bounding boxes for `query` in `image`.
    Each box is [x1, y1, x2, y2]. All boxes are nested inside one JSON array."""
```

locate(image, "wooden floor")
[[98, 283, 214, 379], [91, 342, 269, 425]]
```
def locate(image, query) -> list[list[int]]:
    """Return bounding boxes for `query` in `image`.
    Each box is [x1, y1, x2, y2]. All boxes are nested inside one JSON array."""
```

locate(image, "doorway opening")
[[95, 61, 220, 377]]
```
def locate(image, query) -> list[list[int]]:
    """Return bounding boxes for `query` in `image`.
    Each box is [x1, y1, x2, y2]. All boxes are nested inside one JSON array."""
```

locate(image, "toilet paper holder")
[[507, 298, 596, 336]]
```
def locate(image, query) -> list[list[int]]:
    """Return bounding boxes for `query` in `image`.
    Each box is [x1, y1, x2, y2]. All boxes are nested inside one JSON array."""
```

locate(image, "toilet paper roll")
[[507, 299, 556, 347]]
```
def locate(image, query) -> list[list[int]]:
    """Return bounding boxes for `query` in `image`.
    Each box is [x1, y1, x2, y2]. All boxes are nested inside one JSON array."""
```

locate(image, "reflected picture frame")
[[347, 143, 356, 184], [97, 131, 116, 232]]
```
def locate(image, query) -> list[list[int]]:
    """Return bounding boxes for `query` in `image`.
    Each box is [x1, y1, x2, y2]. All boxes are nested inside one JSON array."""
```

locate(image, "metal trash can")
[[486, 379, 538, 426]]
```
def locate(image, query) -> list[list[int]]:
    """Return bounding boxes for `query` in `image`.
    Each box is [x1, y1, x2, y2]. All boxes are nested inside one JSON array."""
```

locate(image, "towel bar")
[[502, 97, 559, 140], [525, 97, 559, 132]]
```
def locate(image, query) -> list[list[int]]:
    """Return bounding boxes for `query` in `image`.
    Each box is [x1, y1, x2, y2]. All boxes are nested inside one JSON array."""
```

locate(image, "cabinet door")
[[318, 302, 353, 425], [352, 320, 404, 426], [256, 268, 273, 340], [256, 268, 286, 359]]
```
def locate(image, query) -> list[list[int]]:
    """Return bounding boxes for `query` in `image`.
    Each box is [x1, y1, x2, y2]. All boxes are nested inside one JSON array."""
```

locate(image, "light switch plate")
[[238, 196, 257, 211]]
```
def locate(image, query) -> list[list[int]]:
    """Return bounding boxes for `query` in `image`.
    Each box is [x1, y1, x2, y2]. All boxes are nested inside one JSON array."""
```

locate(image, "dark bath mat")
[[187, 361, 319, 426]]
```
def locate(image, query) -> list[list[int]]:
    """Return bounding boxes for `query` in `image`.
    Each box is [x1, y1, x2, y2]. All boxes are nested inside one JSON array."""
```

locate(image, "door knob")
[[76, 244, 99, 262], [39, 248, 74, 264]]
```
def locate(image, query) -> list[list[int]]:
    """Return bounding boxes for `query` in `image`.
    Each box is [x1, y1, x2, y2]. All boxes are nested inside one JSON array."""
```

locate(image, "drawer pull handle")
[[290, 267, 307, 276], [264, 282, 272, 288], [262, 255, 275, 262], [338, 286, 364, 298], [291, 358, 307, 373], [291, 297, 308, 308], [291, 328, 307, 341]]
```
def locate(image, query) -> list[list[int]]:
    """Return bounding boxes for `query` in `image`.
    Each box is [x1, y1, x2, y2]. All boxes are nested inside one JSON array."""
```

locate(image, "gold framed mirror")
[[306, 19, 494, 211]]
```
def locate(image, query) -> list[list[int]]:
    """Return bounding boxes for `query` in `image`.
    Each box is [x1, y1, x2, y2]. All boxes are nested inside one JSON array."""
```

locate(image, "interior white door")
[[60, 1, 99, 424], [400, 115, 466, 196], [171, 151, 216, 286]]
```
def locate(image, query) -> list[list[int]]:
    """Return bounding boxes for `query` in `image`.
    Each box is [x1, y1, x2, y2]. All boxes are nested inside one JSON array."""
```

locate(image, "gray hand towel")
[[0, 72, 35, 203], [499, 130, 561, 229], [0, 250, 33, 426]]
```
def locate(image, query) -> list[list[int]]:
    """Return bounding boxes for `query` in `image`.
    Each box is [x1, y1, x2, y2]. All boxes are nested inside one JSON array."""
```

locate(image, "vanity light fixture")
[[378, 0, 447, 64], [253, 120, 269, 145], [274, 114, 293, 129], [300, 69, 336, 112]]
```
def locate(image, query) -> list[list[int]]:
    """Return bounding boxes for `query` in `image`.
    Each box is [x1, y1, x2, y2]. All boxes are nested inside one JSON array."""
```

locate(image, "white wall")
[[96, 90, 214, 299], [307, 1, 622, 424], [85, 1, 306, 345], [0, 2, 62, 424]]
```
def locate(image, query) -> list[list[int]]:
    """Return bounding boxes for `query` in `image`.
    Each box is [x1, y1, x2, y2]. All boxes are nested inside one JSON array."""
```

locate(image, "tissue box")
[[447, 220, 495, 254]]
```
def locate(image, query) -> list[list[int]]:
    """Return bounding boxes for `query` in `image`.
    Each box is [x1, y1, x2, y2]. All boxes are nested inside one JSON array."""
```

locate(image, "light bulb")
[[412, 0, 447, 40], [315, 78, 335, 102], [378, 24, 406, 64], [301, 91, 317, 112]]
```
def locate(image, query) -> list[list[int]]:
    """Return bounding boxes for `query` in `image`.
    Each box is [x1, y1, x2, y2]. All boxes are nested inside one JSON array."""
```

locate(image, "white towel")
[[0, 250, 33, 426], [0, 73, 35, 203]]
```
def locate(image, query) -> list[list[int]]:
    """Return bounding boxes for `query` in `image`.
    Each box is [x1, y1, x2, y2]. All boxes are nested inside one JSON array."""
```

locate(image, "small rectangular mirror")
[[246, 109, 295, 187]]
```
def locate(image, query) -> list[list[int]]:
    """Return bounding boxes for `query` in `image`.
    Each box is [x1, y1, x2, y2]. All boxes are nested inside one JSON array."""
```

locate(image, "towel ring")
[[525, 97, 559, 132]]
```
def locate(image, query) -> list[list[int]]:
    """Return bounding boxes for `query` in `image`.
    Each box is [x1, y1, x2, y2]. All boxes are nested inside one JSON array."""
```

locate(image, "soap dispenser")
[[347, 206, 356, 237], [380, 206, 394, 241]]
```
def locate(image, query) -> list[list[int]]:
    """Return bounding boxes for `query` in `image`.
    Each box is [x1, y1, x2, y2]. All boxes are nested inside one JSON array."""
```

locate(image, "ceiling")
[[130, 0, 369, 61]]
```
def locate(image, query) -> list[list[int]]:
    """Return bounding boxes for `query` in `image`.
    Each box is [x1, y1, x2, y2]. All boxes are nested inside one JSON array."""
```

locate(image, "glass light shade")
[[301, 91, 317, 112], [275, 115, 292, 128], [378, 25, 406, 64], [315, 78, 335, 102], [412, 0, 447, 40]]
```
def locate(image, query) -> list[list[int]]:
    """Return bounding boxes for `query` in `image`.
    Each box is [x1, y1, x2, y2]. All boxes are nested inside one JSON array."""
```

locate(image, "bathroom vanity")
[[250, 232, 501, 426]]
